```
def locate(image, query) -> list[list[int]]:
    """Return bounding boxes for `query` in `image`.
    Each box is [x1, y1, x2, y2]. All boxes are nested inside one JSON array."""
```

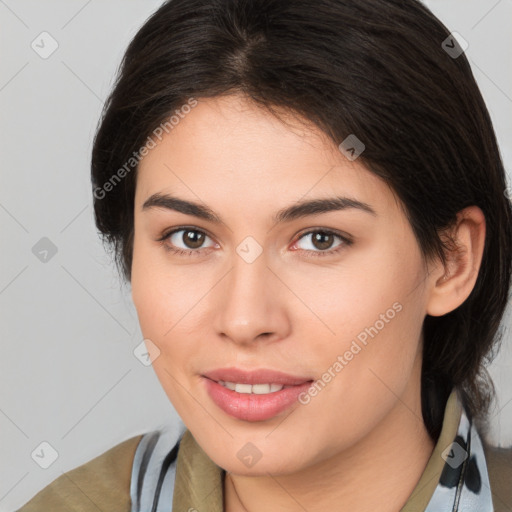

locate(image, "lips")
[[201, 367, 314, 421], [202, 367, 313, 386]]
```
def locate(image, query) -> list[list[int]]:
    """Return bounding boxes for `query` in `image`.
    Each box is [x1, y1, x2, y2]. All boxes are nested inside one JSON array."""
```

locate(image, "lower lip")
[[202, 377, 313, 421]]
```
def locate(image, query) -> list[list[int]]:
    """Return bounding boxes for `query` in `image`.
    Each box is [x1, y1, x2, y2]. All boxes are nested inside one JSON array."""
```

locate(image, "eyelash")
[[157, 226, 353, 258]]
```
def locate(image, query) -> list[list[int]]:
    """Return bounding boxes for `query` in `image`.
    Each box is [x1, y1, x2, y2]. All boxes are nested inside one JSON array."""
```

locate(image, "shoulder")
[[16, 434, 144, 512], [483, 441, 512, 512]]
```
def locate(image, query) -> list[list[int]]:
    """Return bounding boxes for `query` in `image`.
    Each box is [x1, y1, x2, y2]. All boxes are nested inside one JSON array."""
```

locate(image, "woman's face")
[[131, 93, 434, 475]]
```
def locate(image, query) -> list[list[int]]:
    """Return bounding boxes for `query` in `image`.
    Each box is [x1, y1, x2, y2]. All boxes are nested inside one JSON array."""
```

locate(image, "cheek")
[[284, 281, 426, 456], [288, 240, 424, 348], [292, 241, 427, 401], [130, 238, 217, 386], [131, 251, 198, 413], [131, 238, 201, 335]]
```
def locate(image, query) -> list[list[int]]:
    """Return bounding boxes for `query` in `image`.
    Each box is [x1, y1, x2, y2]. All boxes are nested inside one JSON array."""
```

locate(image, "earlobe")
[[426, 206, 486, 317]]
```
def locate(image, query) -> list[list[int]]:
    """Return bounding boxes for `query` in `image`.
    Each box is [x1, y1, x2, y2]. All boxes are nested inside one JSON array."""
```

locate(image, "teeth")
[[218, 381, 285, 394], [235, 383, 253, 394], [251, 383, 270, 394]]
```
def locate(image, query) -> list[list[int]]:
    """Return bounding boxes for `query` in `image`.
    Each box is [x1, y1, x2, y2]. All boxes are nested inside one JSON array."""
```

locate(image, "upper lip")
[[202, 367, 314, 386]]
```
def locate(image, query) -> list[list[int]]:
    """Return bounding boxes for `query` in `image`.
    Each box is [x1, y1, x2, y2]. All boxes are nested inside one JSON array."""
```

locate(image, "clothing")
[[16, 389, 512, 511]]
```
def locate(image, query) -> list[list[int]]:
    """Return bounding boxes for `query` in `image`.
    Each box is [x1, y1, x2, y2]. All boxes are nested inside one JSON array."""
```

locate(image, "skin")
[[131, 93, 486, 511]]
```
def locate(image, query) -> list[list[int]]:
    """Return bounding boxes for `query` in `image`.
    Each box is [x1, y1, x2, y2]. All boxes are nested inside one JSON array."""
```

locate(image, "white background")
[[1, 1, 511, 510]]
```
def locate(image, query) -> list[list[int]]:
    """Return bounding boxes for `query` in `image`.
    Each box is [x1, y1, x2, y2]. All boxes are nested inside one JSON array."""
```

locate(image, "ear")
[[426, 206, 486, 317]]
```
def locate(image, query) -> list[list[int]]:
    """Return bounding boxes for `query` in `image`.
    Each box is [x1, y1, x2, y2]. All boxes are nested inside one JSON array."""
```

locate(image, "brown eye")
[[161, 228, 218, 255], [181, 230, 205, 249], [311, 232, 335, 250], [292, 229, 352, 258]]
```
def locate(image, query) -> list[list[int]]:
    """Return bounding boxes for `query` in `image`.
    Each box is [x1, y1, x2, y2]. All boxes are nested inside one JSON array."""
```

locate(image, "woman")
[[17, 0, 512, 510]]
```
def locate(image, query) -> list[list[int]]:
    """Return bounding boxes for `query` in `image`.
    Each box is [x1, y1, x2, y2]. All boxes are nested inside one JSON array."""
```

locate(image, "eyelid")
[[158, 225, 213, 240], [294, 227, 353, 244]]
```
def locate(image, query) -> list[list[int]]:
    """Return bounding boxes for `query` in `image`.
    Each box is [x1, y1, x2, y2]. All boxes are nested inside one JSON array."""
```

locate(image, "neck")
[[224, 379, 435, 512]]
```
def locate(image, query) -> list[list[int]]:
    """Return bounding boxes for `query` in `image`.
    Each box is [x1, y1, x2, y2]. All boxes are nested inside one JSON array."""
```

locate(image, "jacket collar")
[[172, 389, 493, 511]]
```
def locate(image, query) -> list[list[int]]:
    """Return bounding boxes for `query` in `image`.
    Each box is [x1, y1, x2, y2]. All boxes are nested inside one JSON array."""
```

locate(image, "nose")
[[212, 246, 291, 347]]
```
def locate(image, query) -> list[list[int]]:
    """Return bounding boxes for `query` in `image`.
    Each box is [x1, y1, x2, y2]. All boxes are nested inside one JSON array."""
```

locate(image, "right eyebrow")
[[142, 193, 221, 223]]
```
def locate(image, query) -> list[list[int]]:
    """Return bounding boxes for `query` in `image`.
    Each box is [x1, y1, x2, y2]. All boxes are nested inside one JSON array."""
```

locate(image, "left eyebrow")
[[141, 193, 377, 224], [273, 196, 377, 223]]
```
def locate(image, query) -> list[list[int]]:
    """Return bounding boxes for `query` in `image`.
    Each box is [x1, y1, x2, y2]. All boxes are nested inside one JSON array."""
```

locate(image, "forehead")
[[135, 94, 398, 215]]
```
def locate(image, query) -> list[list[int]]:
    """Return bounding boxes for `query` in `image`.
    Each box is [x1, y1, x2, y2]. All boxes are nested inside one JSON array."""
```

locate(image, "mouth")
[[201, 367, 314, 421]]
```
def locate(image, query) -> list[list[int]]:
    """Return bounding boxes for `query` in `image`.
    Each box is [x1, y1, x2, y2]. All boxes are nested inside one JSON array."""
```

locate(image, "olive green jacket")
[[17, 392, 512, 511]]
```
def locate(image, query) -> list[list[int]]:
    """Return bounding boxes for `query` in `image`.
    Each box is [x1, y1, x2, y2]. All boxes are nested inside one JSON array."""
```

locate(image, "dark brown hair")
[[91, 0, 512, 440]]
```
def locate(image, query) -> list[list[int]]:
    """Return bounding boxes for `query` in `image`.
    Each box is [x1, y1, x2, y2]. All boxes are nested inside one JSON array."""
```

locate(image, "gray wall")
[[1, 1, 511, 510]]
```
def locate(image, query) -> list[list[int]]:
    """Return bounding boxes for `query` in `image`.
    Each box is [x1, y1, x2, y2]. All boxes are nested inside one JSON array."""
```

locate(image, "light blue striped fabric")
[[425, 402, 493, 511], [130, 421, 186, 512]]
